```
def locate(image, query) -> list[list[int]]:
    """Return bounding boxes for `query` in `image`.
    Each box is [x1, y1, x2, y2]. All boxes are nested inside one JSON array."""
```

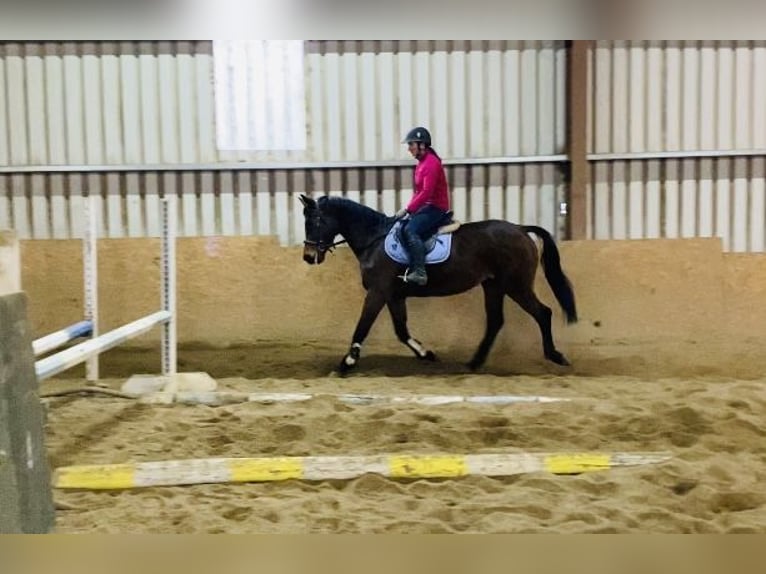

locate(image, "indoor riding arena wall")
[[20, 235, 766, 379]]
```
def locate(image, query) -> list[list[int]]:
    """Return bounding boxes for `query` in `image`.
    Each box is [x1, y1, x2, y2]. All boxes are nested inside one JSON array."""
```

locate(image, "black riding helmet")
[[402, 126, 431, 147]]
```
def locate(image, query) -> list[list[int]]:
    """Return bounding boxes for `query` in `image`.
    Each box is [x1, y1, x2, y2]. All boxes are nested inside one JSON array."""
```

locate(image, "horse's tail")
[[522, 225, 578, 324]]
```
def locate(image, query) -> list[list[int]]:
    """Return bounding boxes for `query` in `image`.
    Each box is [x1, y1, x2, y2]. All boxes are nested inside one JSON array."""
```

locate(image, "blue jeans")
[[399, 205, 449, 271]]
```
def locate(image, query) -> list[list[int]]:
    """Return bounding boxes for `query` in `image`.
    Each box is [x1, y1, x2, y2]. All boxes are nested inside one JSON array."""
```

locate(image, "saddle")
[[384, 212, 461, 265]]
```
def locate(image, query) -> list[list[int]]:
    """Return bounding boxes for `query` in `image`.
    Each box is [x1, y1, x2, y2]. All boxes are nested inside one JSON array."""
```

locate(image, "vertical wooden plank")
[[346, 170, 361, 207], [195, 51, 216, 162], [611, 162, 627, 239], [237, 171, 254, 236], [716, 42, 734, 150], [325, 44, 342, 161], [611, 41, 628, 153], [82, 44, 104, 164], [120, 46, 142, 163], [399, 167, 413, 212], [487, 165, 503, 220], [360, 45, 378, 161], [87, 174, 105, 238], [470, 166, 486, 222], [734, 43, 752, 149], [486, 43, 503, 156], [49, 174, 69, 238], [6, 47, 29, 164], [505, 165, 521, 223], [44, 45, 67, 165], [158, 44, 179, 163], [539, 164, 557, 233], [628, 42, 645, 153], [101, 46, 124, 163], [645, 160, 661, 238], [307, 50, 325, 161], [0, 56, 8, 166], [753, 44, 766, 149], [449, 43, 467, 158], [200, 171, 216, 236], [468, 45, 485, 156], [328, 169, 343, 199], [144, 172, 160, 237], [30, 175, 49, 239], [219, 171, 236, 235], [732, 158, 748, 252], [450, 166, 467, 223], [342, 43, 360, 161], [536, 42, 556, 155], [381, 169, 397, 216], [12, 176, 30, 238], [180, 172, 197, 237], [177, 47, 199, 163], [106, 172, 124, 238], [292, 171, 307, 244], [567, 41, 590, 240], [520, 164, 536, 225], [645, 42, 663, 151], [714, 158, 730, 250], [0, 177, 10, 230], [664, 160, 680, 238], [554, 42, 568, 154], [520, 41, 538, 155], [699, 42, 716, 150], [593, 163, 610, 239], [698, 159, 714, 237], [681, 41, 700, 151], [67, 174, 84, 239], [139, 46, 161, 163], [62, 47, 85, 164], [432, 43, 449, 158], [414, 41, 431, 130], [25, 46, 47, 164], [378, 44, 396, 160], [126, 173, 143, 237], [256, 172, 271, 236], [750, 157, 765, 252], [628, 162, 644, 238], [680, 158, 697, 238], [665, 41, 681, 151], [503, 43, 521, 156], [593, 41, 612, 153], [362, 169, 378, 211]]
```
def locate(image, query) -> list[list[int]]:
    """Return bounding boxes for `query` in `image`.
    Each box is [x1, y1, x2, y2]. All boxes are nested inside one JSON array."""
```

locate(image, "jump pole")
[[34, 195, 177, 382], [53, 451, 673, 490]]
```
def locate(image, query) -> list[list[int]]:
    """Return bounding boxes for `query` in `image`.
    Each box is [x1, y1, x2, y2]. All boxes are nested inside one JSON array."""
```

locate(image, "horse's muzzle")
[[302, 244, 325, 265]]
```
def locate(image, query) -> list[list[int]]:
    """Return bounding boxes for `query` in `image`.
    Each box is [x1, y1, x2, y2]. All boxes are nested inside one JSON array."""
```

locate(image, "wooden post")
[[566, 40, 591, 240]]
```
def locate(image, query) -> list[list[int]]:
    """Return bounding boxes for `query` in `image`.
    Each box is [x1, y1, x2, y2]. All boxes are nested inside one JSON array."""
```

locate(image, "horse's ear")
[[299, 194, 316, 209]]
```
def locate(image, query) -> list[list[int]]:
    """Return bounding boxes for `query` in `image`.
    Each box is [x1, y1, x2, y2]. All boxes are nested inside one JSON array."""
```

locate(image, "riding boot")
[[403, 232, 428, 286]]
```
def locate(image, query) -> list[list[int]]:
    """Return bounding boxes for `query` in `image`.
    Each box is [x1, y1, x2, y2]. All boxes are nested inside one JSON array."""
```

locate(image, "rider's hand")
[[396, 208, 409, 219]]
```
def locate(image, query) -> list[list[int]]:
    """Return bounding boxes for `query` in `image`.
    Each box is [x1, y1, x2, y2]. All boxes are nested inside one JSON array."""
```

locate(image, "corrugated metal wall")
[[0, 40, 567, 243], [588, 41, 766, 251]]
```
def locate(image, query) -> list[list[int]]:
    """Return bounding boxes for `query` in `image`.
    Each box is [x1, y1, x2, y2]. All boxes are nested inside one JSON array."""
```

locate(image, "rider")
[[396, 126, 451, 286]]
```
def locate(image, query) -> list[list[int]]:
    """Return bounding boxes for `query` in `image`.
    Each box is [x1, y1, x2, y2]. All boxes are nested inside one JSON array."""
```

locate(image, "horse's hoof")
[[548, 352, 571, 366], [466, 359, 482, 372], [337, 357, 357, 375], [418, 350, 438, 362]]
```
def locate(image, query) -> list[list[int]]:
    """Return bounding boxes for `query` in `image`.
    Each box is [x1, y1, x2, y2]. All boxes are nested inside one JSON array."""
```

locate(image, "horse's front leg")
[[338, 290, 387, 375], [387, 297, 437, 361]]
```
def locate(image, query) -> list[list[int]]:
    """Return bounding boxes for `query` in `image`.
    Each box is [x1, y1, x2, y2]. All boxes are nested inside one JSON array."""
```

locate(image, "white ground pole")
[[31, 194, 97, 362], [34, 195, 177, 382]]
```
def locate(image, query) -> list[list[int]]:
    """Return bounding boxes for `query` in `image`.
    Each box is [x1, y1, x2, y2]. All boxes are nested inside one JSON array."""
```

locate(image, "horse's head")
[[300, 194, 340, 265]]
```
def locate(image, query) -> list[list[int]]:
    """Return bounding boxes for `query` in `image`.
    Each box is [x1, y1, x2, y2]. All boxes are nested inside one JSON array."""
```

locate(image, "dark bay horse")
[[300, 194, 577, 374]]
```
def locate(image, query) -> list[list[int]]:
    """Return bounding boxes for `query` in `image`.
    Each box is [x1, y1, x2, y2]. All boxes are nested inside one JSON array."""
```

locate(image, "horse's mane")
[[319, 196, 391, 227]]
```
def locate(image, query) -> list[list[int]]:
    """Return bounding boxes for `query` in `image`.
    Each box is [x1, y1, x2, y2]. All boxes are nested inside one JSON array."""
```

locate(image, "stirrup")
[[398, 268, 427, 285]]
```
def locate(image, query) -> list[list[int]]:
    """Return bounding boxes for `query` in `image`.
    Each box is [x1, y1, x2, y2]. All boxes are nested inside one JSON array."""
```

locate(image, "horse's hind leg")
[[506, 285, 570, 366], [467, 280, 505, 371], [387, 297, 437, 361]]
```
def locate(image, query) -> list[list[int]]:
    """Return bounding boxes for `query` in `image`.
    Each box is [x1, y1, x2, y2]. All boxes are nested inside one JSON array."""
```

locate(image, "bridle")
[[302, 208, 347, 254]]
